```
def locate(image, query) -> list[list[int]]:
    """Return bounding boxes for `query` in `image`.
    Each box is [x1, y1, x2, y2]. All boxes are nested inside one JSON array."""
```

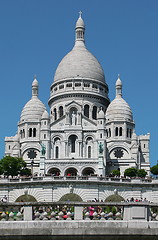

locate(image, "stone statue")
[[98, 142, 103, 154], [40, 143, 46, 156], [71, 111, 76, 125]]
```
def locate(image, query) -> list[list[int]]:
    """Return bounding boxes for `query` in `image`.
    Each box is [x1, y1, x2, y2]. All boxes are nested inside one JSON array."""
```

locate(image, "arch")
[[84, 104, 89, 118], [15, 194, 37, 202], [52, 134, 63, 142], [48, 167, 60, 176], [86, 136, 93, 143], [82, 167, 95, 176], [108, 143, 131, 156], [59, 106, 63, 118], [68, 135, 78, 153], [65, 167, 78, 176], [59, 193, 82, 202], [33, 128, 36, 137], [92, 106, 97, 119], [29, 128, 32, 137], [105, 194, 125, 202]]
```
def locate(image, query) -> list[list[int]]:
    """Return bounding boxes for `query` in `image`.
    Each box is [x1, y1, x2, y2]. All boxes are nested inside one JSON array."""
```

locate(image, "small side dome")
[[41, 110, 49, 119], [106, 76, 133, 121], [20, 77, 46, 121], [106, 98, 133, 121], [98, 108, 105, 119], [20, 98, 46, 121]]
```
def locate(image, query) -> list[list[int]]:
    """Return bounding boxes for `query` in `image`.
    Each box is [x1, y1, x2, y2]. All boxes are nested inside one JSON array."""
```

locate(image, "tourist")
[[89, 206, 94, 220]]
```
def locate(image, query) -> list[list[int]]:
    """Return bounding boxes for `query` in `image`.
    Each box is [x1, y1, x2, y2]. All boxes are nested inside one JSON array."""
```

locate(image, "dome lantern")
[[75, 11, 85, 47], [116, 74, 122, 97], [32, 75, 38, 97]]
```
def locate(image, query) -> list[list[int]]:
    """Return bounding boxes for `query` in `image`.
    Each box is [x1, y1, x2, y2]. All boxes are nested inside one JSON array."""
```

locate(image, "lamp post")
[[31, 160, 34, 177]]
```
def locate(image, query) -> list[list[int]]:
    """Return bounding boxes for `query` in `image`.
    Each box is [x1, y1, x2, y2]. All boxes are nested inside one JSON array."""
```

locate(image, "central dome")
[[53, 14, 105, 83], [54, 46, 105, 83]]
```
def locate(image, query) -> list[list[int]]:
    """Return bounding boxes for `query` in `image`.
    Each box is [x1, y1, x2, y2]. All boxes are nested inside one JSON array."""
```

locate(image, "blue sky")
[[0, 0, 158, 166]]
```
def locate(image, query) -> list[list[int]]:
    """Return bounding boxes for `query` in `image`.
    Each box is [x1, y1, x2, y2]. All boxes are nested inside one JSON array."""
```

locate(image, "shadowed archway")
[[105, 194, 125, 202], [15, 194, 37, 202], [59, 193, 82, 202]]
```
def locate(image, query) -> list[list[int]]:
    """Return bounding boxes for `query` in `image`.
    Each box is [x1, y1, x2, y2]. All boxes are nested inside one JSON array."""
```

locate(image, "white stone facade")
[[4, 14, 150, 178]]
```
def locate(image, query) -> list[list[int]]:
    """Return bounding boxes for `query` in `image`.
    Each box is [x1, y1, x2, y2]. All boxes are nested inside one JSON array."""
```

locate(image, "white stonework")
[[4, 14, 150, 182]]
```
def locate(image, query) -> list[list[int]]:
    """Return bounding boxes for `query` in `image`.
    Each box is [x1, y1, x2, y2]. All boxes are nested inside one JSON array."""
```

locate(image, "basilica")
[[5, 14, 150, 177]]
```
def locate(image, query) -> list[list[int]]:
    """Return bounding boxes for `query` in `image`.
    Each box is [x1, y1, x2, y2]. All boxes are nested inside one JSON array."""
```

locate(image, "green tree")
[[20, 167, 31, 176], [111, 169, 120, 177], [0, 156, 30, 177], [137, 169, 147, 178], [124, 168, 138, 178], [150, 165, 158, 176]]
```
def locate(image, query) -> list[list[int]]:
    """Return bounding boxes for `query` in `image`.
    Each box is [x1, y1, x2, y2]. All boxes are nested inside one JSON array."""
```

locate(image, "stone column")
[[74, 206, 83, 220], [111, 123, 114, 138], [25, 123, 28, 138], [24, 206, 32, 221]]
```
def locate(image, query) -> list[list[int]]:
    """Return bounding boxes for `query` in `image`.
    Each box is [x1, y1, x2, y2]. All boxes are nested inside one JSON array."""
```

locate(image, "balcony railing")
[[0, 202, 157, 222]]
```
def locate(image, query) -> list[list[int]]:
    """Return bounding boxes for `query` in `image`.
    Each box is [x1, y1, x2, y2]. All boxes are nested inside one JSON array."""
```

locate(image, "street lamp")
[[31, 160, 34, 177]]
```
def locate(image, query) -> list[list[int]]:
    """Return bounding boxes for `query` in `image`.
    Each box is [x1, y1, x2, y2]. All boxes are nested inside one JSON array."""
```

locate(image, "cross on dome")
[[79, 11, 82, 18]]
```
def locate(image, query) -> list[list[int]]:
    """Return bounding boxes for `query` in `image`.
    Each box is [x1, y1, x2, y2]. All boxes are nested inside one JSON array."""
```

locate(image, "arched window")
[[29, 128, 32, 137], [33, 128, 36, 137], [22, 129, 25, 138], [119, 127, 122, 136], [92, 106, 97, 119], [127, 128, 129, 137], [130, 129, 132, 138], [115, 127, 118, 136], [20, 130, 22, 138], [54, 108, 57, 121], [106, 129, 108, 137], [84, 105, 89, 118], [59, 106, 63, 118], [55, 146, 59, 159], [109, 129, 111, 137], [69, 135, 77, 153], [88, 146, 91, 158]]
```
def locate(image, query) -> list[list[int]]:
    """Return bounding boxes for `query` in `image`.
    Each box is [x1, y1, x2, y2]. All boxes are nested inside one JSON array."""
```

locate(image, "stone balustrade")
[[0, 201, 157, 222], [0, 175, 155, 184]]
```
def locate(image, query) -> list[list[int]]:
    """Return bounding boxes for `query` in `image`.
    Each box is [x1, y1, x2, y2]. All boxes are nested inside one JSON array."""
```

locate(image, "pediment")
[[65, 100, 82, 110], [82, 115, 97, 128], [50, 115, 65, 128]]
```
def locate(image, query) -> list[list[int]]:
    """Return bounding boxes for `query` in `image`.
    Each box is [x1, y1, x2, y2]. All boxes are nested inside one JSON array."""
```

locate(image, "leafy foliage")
[[0, 156, 31, 177], [137, 169, 147, 178], [124, 168, 138, 178], [150, 165, 158, 176], [111, 169, 120, 177], [20, 167, 31, 176]]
